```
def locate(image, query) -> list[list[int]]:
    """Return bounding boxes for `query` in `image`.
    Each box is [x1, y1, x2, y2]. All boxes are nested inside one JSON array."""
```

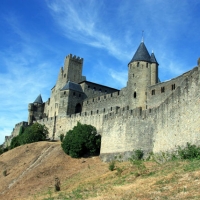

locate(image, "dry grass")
[[0, 141, 200, 200]]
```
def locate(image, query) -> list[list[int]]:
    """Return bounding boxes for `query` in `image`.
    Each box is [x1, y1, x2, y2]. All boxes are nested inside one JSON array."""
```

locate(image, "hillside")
[[0, 142, 200, 200]]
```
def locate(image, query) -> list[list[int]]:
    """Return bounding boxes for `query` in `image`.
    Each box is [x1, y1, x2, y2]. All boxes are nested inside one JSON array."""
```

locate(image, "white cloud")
[[47, 0, 130, 61]]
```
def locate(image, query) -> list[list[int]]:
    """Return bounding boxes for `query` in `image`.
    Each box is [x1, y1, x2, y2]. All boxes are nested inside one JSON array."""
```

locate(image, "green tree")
[[20, 123, 48, 144], [10, 135, 21, 149], [10, 123, 48, 149], [61, 122, 101, 158]]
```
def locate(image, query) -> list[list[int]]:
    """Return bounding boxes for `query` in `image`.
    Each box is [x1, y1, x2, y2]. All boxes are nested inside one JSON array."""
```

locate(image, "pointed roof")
[[61, 81, 83, 93], [33, 94, 43, 104], [150, 52, 159, 65], [129, 42, 151, 63]]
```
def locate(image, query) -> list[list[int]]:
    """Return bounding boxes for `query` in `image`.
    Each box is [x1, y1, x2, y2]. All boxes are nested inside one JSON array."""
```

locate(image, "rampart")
[[36, 65, 200, 161], [4, 121, 28, 147]]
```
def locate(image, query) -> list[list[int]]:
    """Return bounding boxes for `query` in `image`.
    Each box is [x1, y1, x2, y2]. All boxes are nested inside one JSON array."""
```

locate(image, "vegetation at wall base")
[[61, 122, 101, 158], [178, 142, 200, 160], [10, 123, 48, 149]]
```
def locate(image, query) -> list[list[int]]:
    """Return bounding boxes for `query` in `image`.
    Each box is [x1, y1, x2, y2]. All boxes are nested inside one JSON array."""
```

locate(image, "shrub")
[[10, 135, 21, 149], [19, 126, 25, 135], [109, 161, 115, 171], [61, 122, 101, 158], [130, 149, 144, 161], [178, 143, 200, 160], [59, 134, 64, 142], [10, 123, 48, 149], [116, 167, 123, 176]]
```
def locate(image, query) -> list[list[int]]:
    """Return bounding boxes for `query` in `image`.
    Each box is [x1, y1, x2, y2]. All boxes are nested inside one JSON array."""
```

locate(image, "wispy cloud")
[[0, 13, 57, 144], [47, 0, 130, 61], [46, 0, 197, 81]]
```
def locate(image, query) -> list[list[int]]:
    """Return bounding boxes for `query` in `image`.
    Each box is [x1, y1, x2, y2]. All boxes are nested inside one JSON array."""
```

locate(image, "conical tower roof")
[[33, 94, 43, 104], [150, 52, 159, 65], [129, 42, 151, 63]]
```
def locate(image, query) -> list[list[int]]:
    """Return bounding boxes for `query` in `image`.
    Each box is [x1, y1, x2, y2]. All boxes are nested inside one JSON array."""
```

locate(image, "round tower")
[[150, 51, 159, 85], [127, 41, 151, 110]]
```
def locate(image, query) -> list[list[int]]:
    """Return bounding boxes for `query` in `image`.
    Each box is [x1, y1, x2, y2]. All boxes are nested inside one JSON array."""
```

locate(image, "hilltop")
[[1, 141, 200, 200]]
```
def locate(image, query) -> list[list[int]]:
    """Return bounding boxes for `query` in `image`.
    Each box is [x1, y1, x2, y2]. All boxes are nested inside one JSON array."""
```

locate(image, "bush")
[[178, 143, 200, 160], [10, 135, 21, 149], [59, 134, 64, 142], [61, 122, 101, 158], [130, 149, 144, 161], [109, 161, 115, 171], [10, 123, 48, 149]]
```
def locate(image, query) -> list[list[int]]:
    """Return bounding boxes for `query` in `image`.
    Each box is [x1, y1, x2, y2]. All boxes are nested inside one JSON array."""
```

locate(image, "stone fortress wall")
[[4, 40, 200, 161]]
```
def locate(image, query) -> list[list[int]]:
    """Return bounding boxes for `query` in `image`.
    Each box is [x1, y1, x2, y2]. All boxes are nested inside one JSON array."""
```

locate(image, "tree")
[[10, 123, 48, 149], [20, 123, 48, 144], [61, 122, 101, 158]]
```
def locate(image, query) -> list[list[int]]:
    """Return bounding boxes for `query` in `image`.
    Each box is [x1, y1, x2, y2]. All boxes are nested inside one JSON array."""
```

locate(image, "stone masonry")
[[5, 41, 200, 161]]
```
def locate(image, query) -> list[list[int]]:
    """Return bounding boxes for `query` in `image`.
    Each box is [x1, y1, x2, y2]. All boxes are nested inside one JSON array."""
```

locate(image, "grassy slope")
[[0, 141, 200, 200]]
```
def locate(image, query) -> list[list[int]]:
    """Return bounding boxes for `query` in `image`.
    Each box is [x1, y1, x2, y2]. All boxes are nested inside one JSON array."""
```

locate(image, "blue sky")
[[0, 0, 200, 144]]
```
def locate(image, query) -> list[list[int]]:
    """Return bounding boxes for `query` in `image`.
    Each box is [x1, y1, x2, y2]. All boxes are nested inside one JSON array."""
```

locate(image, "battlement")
[[14, 121, 28, 129], [66, 54, 83, 63], [83, 90, 121, 106]]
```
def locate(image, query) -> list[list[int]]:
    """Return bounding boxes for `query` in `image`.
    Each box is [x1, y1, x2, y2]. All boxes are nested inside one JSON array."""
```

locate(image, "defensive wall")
[[147, 69, 192, 108], [36, 64, 200, 161], [4, 121, 28, 147]]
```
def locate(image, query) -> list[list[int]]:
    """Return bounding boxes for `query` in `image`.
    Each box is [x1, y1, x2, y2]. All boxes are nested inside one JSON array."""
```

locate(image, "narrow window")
[[146, 63, 148, 68], [88, 85, 90, 89], [161, 87, 165, 93], [134, 92, 137, 98], [133, 74, 134, 77], [104, 95, 106, 99], [91, 111, 93, 115], [93, 87, 96, 91], [152, 90, 155, 95], [98, 97, 100, 100], [97, 110, 99, 114], [93, 98, 94, 102], [103, 108, 105, 112], [64, 74, 66, 78], [105, 90, 107, 93], [137, 62, 139, 67], [111, 107, 112, 111], [118, 91, 120, 95], [73, 92, 75, 96], [99, 88, 102, 92], [111, 93, 113, 97], [64, 91, 66, 95], [172, 84, 175, 90]]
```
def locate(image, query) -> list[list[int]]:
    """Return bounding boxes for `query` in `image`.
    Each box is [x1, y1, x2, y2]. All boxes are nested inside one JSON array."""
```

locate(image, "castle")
[[6, 40, 200, 161]]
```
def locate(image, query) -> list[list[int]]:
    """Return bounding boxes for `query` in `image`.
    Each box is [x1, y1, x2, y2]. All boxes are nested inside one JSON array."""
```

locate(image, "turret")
[[63, 54, 84, 84], [28, 94, 44, 124], [150, 51, 159, 85], [127, 41, 151, 109]]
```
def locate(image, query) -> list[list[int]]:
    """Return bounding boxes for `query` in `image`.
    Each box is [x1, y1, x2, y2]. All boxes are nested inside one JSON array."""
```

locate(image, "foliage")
[[59, 134, 64, 142], [108, 161, 115, 171], [178, 142, 200, 160], [130, 149, 144, 161], [0, 146, 4, 155], [61, 122, 101, 158], [116, 167, 123, 176], [10, 135, 21, 149], [10, 123, 48, 149], [129, 149, 146, 175], [19, 126, 25, 135]]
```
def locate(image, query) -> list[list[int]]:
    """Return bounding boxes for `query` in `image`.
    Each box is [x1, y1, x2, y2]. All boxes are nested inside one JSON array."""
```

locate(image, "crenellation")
[[6, 40, 200, 162]]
